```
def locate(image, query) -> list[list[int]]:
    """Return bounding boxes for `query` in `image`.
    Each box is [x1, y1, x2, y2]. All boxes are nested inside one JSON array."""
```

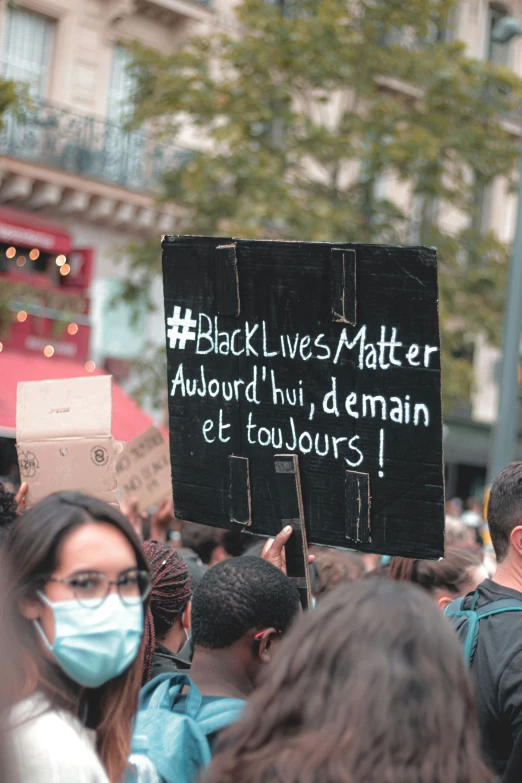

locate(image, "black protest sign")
[[162, 236, 444, 559]]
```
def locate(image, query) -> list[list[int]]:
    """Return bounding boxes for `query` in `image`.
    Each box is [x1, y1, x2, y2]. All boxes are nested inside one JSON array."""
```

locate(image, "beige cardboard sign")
[[16, 375, 117, 507], [116, 426, 172, 511]]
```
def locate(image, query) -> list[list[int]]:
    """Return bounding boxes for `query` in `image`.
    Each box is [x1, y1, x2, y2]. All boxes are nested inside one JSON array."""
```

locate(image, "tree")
[[0, 76, 83, 339], [0, 78, 34, 338], [121, 0, 522, 414], [0, 77, 18, 122]]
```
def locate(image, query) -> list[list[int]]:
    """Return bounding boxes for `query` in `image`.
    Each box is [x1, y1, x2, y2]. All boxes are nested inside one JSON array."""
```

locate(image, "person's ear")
[[183, 602, 192, 632], [256, 628, 277, 664], [436, 594, 452, 611], [18, 594, 42, 621], [510, 526, 522, 558]]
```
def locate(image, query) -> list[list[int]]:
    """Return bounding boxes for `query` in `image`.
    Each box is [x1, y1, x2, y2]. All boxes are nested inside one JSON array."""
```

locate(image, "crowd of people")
[[0, 463, 522, 782]]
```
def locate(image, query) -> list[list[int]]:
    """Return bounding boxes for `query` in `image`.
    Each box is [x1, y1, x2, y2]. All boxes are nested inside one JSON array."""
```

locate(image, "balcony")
[[139, 0, 213, 19], [0, 100, 192, 194], [126, 0, 215, 32]]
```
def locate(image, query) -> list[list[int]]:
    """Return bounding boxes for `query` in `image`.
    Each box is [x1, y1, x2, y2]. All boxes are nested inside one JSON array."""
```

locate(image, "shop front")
[[0, 205, 164, 488]]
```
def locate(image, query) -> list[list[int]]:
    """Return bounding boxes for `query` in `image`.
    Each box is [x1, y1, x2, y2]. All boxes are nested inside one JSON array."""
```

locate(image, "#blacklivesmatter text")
[[167, 309, 439, 476]]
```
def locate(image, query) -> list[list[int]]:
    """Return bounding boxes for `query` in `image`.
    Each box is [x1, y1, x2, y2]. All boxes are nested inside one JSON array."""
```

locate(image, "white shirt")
[[9, 692, 110, 783]]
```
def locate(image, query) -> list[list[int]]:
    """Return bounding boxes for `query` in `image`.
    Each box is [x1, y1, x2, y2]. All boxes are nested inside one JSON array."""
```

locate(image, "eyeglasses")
[[47, 569, 151, 609]]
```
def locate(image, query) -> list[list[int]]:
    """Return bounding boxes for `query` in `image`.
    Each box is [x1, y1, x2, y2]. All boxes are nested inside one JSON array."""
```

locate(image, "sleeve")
[[498, 648, 522, 757], [503, 728, 522, 783], [12, 718, 111, 783]]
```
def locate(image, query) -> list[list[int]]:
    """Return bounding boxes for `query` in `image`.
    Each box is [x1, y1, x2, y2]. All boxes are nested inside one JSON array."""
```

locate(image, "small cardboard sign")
[[16, 375, 117, 507], [116, 426, 172, 511], [162, 236, 445, 560]]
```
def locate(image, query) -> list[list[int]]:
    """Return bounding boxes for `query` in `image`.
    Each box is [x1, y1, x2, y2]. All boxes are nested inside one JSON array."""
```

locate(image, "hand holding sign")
[[149, 499, 175, 543], [120, 497, 147, 539], [15, 482, 28, 513], [261, 527, 315, 574]]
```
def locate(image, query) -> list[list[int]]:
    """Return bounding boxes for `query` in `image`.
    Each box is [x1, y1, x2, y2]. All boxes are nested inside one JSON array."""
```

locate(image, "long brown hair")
[[388, 547, 483, 595], [309, 546, 364, 600], [0, 556, 20, 783], [2, 491, 148, 783], [209, 580, 491, 783]]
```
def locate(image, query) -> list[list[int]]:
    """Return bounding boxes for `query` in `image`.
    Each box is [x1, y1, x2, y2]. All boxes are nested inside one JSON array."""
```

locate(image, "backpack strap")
[[444, 595, 467, 617], [180, 682, 245, 736], [168, 684, 244, 746], [142, 673, 242, 735], [140, 672, 191, 711], [445, 591, 522, 666], [196, 698, 245, 737], [183, 679, 204, 718], [444, 595, 478, 665]]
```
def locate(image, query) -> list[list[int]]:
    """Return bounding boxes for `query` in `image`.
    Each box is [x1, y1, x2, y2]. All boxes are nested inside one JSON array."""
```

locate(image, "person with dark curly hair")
[[141, 540, 193, 684], [133, 553, 302, 781], [209, 580, 491, 783], [190, 556, 301, 702]]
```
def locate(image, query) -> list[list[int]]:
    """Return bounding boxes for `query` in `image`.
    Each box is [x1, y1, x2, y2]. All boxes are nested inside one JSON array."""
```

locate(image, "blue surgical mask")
[[34, 592, 143, 688]]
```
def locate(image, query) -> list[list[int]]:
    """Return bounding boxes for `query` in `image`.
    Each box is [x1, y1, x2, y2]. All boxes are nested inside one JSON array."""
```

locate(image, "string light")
[[55, 254, 66, 267], [16, 311, 27, 322], [67, 323, 78, 335], [6, 247, 16, 259], [59, 263, 70, 276], [29, 248, 40, 261], [16, 256, 26, 267], [85, 360, 96, 372], [43, 345, 54, 358]]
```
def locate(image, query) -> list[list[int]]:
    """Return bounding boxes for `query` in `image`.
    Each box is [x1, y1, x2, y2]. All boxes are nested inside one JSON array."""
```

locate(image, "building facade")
[[0, 0, 520, 496], [0, 0, 228, 379], [0, 0, 235, 475], [447, 1, 522, 497]]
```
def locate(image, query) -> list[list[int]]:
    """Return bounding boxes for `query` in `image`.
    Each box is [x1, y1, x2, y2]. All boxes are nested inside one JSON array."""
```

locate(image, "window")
[[107, 44, 136, 125], [486, 3, 511, 66], [0, 7, 54, 99], [105, 45, 143, 187]]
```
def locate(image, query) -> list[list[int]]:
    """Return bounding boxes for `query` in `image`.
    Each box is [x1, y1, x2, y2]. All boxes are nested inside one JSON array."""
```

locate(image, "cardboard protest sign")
[[116, 426, 172, 511], [16, 375, 117, 507], [162, 236, 445, 559]]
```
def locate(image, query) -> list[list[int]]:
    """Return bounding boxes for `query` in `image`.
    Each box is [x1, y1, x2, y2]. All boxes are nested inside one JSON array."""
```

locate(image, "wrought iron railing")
[[149, 0, 212, 6], [0, 100, 193, 193]]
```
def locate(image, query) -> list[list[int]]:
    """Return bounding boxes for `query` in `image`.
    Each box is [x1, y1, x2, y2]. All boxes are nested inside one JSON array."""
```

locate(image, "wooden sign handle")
[[274, 454, 311, 609]]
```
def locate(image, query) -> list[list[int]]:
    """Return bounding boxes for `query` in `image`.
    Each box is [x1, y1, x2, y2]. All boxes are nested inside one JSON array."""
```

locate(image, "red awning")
[[0, 206, 71, 255], [0, 349, 167, 442]]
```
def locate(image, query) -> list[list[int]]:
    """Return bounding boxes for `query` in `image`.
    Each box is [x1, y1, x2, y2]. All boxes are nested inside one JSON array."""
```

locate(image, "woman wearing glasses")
[[2, 491, 151, 783]]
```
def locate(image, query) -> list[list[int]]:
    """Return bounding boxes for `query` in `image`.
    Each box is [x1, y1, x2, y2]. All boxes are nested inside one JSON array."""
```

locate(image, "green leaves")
[[0, 76, 23, 129], [121, 0, 522, 414]]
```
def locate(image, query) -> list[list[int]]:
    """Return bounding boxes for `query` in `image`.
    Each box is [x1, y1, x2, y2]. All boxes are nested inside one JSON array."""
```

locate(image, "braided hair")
[[142, 540, 192, 684], [0, 483, 17, 546]]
